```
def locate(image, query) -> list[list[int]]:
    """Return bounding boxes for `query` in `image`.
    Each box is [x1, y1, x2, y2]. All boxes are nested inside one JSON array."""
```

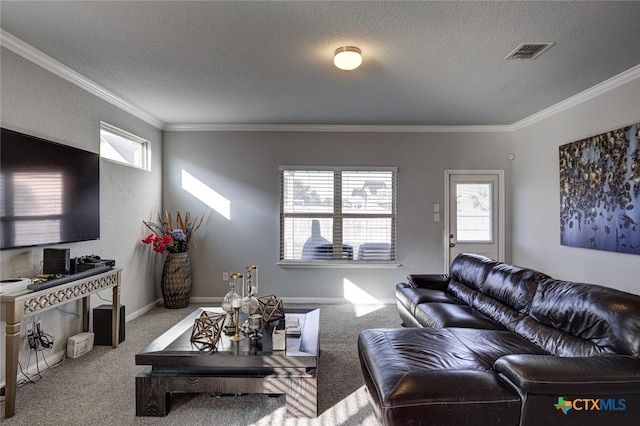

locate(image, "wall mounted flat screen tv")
[[1, 128, 100, 250]]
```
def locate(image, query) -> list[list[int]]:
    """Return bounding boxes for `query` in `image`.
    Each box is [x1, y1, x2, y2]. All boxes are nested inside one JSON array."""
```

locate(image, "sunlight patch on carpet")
[[319, 386, 377, 425], [343, 278, 385, 317], [250, 386, 376, 425]]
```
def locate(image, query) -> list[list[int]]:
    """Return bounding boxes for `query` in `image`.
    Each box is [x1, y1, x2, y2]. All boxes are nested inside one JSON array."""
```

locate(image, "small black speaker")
[[93, 304, 125, 345], [43, 248, 70, 275]]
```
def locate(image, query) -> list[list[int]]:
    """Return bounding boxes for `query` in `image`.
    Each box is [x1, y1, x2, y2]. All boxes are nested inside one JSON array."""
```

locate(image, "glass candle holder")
[[230, 273, 244, 298], [222, 280, 237, 313], [242, 264, 259, 315], [247, 313, 263, 340], [221, 279, 239, 334], [230, 293, 244, 342], [229, 273, 244, 340], [245, 264, 258, 296]]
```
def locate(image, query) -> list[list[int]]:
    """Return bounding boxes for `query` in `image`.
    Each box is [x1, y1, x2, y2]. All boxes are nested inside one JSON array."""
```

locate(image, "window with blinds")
[[279, 166, 397, 263]]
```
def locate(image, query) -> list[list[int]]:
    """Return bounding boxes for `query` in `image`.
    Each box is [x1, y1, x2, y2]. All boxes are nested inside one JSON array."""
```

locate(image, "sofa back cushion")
[[449, 253, 499, 292], [471, 293, 525, 332], [514, 316, 613, 357], [529, 278, 640, 357], [481, 264, 549, 313], [448, 279, 480, 306]]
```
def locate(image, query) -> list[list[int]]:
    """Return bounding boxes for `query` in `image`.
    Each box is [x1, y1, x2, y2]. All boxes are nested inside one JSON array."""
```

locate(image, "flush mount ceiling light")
[[334, 46, 362, 71]]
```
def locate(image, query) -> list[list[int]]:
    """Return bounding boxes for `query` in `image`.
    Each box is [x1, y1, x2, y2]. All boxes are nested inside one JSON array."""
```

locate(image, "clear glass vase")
[[241, 295, 259, 315], [221, 281, 237, 314]]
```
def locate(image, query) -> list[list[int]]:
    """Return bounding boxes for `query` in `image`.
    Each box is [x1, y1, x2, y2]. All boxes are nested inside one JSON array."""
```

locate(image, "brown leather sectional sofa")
[[358, 253, 640, 425]]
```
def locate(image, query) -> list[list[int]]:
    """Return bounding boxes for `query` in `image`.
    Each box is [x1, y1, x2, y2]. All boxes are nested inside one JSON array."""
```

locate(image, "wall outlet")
[[222, 272, 229, 281]]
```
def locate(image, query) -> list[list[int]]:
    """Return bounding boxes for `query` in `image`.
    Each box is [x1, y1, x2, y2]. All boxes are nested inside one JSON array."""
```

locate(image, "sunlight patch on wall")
[[343, 278, 384, 317], [181, 169, 231, 220]]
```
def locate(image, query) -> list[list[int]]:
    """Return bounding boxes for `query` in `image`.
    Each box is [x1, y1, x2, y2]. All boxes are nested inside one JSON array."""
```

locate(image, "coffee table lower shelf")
[[136, 367, 318, 417]]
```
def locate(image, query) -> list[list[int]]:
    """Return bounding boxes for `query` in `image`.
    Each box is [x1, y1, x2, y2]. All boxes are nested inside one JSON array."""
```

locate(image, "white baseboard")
[[125, 298, 163, 322]]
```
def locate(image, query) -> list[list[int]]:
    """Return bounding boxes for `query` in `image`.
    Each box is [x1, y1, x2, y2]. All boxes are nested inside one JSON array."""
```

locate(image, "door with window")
[[445, 171, 504, 269]]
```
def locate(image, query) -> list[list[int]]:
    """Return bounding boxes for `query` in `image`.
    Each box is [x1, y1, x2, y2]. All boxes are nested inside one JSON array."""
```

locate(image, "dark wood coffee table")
[[135, 306, 319, 418]]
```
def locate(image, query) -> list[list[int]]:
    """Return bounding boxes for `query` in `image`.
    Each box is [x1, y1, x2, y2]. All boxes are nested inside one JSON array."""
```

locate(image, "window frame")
[[99, 122, 150, 171], [278, 165, 399, 268]]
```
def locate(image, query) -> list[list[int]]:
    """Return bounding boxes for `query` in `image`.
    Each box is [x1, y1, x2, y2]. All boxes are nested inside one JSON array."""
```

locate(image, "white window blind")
[[280, 166, 397, 263]]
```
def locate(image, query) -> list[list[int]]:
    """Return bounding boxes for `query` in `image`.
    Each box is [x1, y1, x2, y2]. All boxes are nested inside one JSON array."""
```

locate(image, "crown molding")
[[3, 29, 637, 134], [511, 63, 640, 131], [170, 65, 640, 133], [0, 30, 164, 129], [163, 123, 512, 133]]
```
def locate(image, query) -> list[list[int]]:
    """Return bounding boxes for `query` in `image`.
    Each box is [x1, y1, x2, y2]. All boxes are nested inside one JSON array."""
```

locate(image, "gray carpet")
[[2, 303, 400, 425]]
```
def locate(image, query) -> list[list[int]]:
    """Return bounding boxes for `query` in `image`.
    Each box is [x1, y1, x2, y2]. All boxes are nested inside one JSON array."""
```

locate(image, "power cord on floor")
[[17, 331, 66, 389]]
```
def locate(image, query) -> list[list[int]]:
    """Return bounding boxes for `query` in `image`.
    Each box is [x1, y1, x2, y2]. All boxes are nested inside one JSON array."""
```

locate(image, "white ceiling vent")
[[505, 42, 554, 60]]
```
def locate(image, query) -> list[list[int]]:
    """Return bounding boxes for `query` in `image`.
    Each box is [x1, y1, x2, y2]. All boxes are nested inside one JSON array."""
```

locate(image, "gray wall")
[[0, 48, 163, 385], [3, 36, 637, 391], [512, 75, 640, 295], [163, 130, 513, 302]]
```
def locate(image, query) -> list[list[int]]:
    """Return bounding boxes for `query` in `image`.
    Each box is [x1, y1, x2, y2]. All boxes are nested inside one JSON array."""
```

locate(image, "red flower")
[[142, 233, 173, 254], [141, 233, 155, 244], [141, 210, 204, 254]]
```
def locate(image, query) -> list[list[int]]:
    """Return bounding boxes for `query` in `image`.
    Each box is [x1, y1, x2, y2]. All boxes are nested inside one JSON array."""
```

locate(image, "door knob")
[[449, 243, 456, 247], [449, 234, 454, 239]]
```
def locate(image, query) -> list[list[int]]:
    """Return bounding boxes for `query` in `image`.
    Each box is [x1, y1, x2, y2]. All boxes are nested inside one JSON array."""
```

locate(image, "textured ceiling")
[[1, 1, 640, 127]]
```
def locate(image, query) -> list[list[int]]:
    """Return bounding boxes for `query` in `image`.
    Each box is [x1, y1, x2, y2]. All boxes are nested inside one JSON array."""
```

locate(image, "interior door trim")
[[443, 169, 505, 272]]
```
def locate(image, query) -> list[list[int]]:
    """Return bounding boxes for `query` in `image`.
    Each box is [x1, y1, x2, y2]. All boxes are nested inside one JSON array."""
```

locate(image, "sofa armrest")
[[494, 354, 640, 394], [406, 274, 450, 290]]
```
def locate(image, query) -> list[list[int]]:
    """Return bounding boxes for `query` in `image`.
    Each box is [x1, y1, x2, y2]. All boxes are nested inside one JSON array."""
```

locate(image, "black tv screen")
[[1, 128, 100, 250]]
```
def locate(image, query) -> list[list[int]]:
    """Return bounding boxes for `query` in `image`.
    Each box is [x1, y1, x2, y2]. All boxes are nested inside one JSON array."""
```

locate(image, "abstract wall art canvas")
[[560, 123, 640, 255]]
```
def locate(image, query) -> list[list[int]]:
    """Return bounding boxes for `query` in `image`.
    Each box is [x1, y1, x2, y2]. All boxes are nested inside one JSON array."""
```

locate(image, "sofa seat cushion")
[[415, 302, 507, 330], [357, 328, 546, 426], [396, 284, 460, 316]]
